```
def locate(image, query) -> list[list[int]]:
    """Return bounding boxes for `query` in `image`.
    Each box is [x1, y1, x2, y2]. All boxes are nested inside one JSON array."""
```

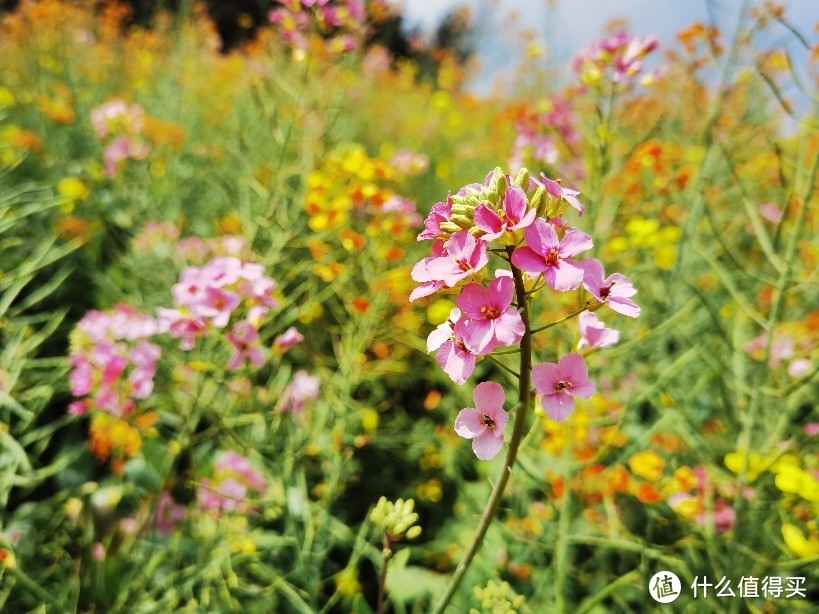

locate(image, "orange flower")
[[635, 482, 663, 504], [351, 296, 370, 313]]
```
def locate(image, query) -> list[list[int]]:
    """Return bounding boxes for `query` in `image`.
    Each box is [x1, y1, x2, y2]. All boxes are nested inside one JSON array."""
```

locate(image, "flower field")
[[0, 1, 817, 612]]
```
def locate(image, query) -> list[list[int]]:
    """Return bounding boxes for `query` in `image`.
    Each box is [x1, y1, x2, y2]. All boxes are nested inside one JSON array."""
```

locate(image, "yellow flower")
[[628, 450, 666, 482], [723, 449, 774, 482], [775, 465, 819, 502], [58, 177, 90, 202], [782, 524, 819, 559]]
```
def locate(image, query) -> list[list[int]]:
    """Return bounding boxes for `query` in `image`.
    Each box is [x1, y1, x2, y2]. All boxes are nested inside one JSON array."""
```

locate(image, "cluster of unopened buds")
[[90, 98, 151, 178], [411, 168, 640, 460], [572, 32, 661, 87]]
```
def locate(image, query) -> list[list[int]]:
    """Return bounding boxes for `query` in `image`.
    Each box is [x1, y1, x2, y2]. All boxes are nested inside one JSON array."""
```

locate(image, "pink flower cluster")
[[90, 98, 151, 178], [268, 0, 365, 53], [412, 168, 641, 459], [198, 451, 267, 514], [573, 32, 660, 86], [68, 305, 161, 417], [158, 256, 279, 370]]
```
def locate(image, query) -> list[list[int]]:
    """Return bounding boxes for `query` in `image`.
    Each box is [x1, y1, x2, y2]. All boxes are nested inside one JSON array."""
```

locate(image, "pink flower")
[[157, 307, 208, 350], [410, 241, 447, 302], [281, 370, 320, 412], [473, 185, 537, 241], [417, 230, 488, 288], [197, 286, 240, 328], [418, 197, 453, 241], [757, 203, 783, 224], [454, 381, 509, 460], [577, 311, 620, 350], [456, 277, 525, 353], [579, 259, 640, 318], [274, 326, 304, 350], [532, 353, 596, 421], [511, 218, 592, 291], [535, 173, 585, 216], [427, 308, 479, 385], [225, 321, 265, 370]]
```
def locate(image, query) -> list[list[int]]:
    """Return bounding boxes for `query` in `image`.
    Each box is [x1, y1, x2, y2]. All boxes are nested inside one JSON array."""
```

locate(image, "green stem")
[[431, 248, 533, 614], [531, 306, 587, 334]]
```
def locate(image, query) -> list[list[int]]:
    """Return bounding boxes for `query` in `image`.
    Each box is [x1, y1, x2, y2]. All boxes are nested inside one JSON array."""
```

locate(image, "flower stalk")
[[431, 247, 532, 613]]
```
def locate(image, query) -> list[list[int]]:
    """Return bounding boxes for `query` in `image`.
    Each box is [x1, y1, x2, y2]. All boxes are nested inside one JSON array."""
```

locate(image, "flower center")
[[545, 248, 560, 267], [599, 281, 615, 299], [480, 305, 501, 320], [481, 414, 495, 429], [554, 380, 571, 392], [454, 258, 472, 272]]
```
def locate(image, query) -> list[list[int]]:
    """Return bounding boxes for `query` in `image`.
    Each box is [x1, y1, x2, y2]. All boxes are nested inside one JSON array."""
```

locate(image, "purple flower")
[[532, 353, 596, 421], [579, 259, 640, 318], [456, 277, 525, 353], [454, 381, 509, 460], [511, 218, 592, 291], [577, 311, 620, 350]]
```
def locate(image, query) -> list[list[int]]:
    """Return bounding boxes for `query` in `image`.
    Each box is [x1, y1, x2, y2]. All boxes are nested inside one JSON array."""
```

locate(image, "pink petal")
[[472, 381, 505, 414], [488, 276, 514, 310], [559, 229, 593, 258], [570, 378, 596, 399], [511, 246, 548, 274], [531, 362, 560, 394], [473, 204, 503, 239], [523, 218, 559, 255], [472, 431, 504, 460], [558, 353, 588, 381], [502, 186, 528, 222], [542, 392, 575, 421], [608, 297, 641, 318], [454, 408, 485, 439], [461, 319, 495, 354], [493, 311, 525, 346], [544, 260, 584, 291], [579, 258, 604, 295], [456, 283, 490, 319]]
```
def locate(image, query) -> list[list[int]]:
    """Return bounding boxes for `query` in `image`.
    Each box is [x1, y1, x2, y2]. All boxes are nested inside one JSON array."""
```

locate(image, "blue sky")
[[396, 0, 817, 99]]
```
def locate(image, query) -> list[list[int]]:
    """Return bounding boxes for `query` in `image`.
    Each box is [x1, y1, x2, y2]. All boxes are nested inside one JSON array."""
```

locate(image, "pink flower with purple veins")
[[454, 381, 509, 460], [456, 277, 524, 353], [532, 353, 596, 421], [418, 230, 489, 288], [579, 259, 640, 318], [577, 311, 620, 350], [225, 321, 265, 370], [511, 218, 592, 291], [473, 185, 537, 242]]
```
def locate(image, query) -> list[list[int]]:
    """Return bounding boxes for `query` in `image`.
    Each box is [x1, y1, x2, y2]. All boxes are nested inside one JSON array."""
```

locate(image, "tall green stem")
[[431, 247, 533, 613]]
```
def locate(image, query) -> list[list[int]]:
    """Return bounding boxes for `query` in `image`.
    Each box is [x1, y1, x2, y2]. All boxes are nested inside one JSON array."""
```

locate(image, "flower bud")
[[531, 186, 547, 217], [512, 168, 530, 188]]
